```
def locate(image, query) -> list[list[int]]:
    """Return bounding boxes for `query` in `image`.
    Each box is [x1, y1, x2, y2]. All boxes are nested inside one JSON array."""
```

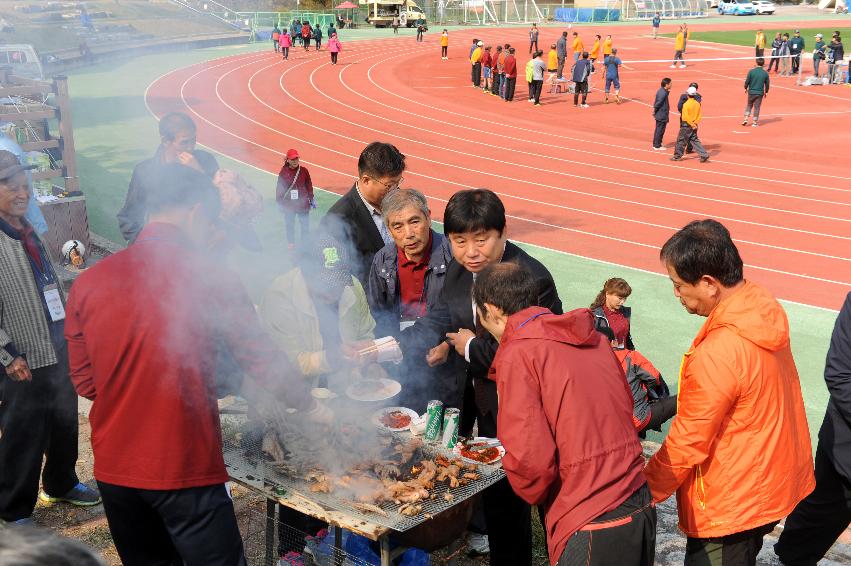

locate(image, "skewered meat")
[[351, 502, 389, 517]]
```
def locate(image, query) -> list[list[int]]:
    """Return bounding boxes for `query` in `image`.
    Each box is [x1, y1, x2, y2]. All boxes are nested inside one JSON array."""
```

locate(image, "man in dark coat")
[[117, 112, 218, 244], [399, 189, 562, 566], [653, 77, 672, 150], [775, 291, 851, 565], [320, 142, 405, 286]]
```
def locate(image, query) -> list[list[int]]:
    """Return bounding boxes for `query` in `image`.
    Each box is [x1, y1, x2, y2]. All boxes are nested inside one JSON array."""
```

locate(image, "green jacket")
[[744, 67, 770, 95], [259, 267, 375, 385]]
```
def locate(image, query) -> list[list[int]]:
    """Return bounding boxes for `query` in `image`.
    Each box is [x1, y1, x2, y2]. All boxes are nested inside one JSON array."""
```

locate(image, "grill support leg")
[[264, 499, 276, 566], [380, 535, 391, 566], [333, 526, 344, 565]]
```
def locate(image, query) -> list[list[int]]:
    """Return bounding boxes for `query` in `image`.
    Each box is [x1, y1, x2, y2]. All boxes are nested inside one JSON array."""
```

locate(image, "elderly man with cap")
[[276, 149, 315, 251], [471, 41, 484, 88], [671, 86, 709, 163], [0, 151, 100, 526], [0, 123, 48, 236], [814, 33, 827, 78], [117, 112, 219, 244]]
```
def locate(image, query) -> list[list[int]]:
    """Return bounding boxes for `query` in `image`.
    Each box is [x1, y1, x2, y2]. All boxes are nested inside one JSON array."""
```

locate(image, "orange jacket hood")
[[693, 280, 789, 352]]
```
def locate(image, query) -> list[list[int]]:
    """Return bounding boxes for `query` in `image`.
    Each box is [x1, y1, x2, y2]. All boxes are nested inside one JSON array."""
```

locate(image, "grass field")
[[663, 26, 851, 46], [67, 38, 839, 449]]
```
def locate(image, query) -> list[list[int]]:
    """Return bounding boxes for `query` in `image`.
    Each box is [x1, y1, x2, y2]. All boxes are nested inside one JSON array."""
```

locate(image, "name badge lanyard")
[[29, 241, 65, 322]]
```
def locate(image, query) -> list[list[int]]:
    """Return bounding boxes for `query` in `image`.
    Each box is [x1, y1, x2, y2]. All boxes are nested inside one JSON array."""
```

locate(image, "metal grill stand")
[[222, 412, 504, 565]]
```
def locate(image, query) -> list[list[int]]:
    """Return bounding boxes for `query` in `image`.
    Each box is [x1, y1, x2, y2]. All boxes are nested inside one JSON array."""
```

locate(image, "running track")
[[146, 24, 851, 310]]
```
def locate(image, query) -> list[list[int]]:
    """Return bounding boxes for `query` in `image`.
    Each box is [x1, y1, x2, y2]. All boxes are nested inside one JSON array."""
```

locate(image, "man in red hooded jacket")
[[474, 262, 655, 566]]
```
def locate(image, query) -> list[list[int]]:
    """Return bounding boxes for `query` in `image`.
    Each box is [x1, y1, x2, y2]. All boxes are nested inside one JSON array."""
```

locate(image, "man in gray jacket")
[[0, 151, 100, 526], [366, 188, 453, 412], [556, 31, 568, 79], [117, 112, 218, 244]]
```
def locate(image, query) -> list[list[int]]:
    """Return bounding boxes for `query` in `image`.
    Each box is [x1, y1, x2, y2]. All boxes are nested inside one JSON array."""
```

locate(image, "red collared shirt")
[[64, 223, 312, 490], [397, 235, 432, 320]]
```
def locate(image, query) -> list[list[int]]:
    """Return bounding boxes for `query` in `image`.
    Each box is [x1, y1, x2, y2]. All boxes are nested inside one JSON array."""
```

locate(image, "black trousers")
[[331, 52, 338, 64], [473, 408, 533, 566], [531, 79, 543, 103], [755, 47, 764, 61], [504, 77, 517, 101], [442, 46, 447, 57], [685, 521, 777, 566], [673, 125, 708, 159], [315, 39, 321, 50], [558, 484, 656, 566], [283, 210, 309, 244], [653, 119, 668, 148], [775, 445, 851, 565], [282, 46, 290, 60], [416, 29, 424, 41], [0, 343, 79, 522], [791, 52, 801, 73], [767, 55, 780, 72], [573, 80, 588, 105], [529, 39, 538, 53], [98, 481, 246, 566], [472, 62, 482, 87]]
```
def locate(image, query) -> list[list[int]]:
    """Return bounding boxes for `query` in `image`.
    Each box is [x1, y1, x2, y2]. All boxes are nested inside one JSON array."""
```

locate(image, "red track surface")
[[146, 23, 851, 310]]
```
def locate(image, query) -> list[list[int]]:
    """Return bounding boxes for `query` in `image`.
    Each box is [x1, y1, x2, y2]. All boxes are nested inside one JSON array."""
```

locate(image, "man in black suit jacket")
[[320, 142, 405, 285], [399, 189, 561, 566], [775, 291, 851, 565], [652, 77, 672, 151]]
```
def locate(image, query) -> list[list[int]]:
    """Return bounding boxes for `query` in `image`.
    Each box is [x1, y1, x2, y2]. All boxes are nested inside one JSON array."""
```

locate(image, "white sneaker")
[[466, 532, 490, 556], [653, 145, 665, 151], [581, 104, 589, 108], [670, 64, 677, 68], [680, 64, 687, 68]]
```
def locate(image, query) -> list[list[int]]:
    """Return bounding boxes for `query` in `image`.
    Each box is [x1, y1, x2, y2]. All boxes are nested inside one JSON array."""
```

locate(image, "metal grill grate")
[[222, 413, 505, 533]]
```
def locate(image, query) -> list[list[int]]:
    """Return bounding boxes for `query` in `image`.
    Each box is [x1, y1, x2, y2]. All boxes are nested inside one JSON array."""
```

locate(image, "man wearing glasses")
[[321, 142, 406, 285]]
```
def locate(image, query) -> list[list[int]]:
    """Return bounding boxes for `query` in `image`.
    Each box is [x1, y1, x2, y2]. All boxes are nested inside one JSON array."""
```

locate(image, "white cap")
[[687, 86, 697, 96], [477, 41, 483, 46]]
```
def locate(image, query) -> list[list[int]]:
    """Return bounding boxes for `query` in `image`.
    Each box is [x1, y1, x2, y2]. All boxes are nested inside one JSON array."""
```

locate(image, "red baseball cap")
[[286, 149, 300, 160]]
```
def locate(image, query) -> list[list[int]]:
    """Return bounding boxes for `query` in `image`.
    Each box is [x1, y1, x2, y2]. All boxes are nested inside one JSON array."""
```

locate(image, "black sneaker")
[[670, 156, 682, 161], [700, 155, 710, 163], [39, 483, 101, 507]]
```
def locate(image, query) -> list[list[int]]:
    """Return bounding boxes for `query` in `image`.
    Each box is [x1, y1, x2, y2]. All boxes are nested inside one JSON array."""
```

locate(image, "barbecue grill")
[[221, 409, 506, 563]]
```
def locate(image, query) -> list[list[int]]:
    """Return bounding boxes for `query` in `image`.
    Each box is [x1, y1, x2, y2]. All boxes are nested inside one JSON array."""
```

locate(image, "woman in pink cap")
[[275, 149, 315, 250], [328, 33, 342, 65]]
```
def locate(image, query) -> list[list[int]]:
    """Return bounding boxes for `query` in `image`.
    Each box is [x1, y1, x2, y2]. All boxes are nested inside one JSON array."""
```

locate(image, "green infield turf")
[[66, 41, 839, 447], [663, 27, 851, 47]]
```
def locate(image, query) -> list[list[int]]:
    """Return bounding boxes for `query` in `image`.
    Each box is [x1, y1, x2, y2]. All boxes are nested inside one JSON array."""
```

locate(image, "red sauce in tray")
[[459, 446, 501, 463], [380, 411, 411, 429]]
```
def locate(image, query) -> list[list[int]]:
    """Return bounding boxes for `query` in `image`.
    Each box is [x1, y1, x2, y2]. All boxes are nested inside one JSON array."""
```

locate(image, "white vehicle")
[[361, 0, 426, 27], [753, 0, 776, 13], [0, 44, 44, 81]]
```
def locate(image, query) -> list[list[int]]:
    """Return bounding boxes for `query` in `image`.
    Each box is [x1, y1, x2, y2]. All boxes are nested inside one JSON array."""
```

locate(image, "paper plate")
[[371, 406, 419, 432], [345, 378, 401, 402]]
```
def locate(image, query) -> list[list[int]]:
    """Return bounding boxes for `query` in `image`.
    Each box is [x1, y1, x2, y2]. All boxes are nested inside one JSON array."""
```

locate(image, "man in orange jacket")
[[645, 219, 814, 566]]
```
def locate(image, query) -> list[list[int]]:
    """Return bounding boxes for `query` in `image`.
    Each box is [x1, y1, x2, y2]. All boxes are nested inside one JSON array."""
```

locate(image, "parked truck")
[[361, 0, 426, 28]]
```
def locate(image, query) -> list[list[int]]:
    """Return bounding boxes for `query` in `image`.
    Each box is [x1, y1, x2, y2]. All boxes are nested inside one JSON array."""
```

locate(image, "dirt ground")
[[24, 414, 851, 566]]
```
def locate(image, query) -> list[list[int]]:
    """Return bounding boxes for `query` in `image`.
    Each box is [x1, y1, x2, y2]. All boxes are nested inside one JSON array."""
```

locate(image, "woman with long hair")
[[590, 277, 634, 349]]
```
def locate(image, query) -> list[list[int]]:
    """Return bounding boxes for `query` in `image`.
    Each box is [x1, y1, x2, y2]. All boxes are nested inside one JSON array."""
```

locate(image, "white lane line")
[[145, 43, 851, 293]]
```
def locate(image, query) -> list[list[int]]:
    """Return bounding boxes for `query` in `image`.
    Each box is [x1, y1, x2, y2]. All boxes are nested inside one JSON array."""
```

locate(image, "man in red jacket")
[[474, 262, 655, 566], [502, 47, 518, 101], [65, 164, 328, 566], [276, 148, 314, 250]]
